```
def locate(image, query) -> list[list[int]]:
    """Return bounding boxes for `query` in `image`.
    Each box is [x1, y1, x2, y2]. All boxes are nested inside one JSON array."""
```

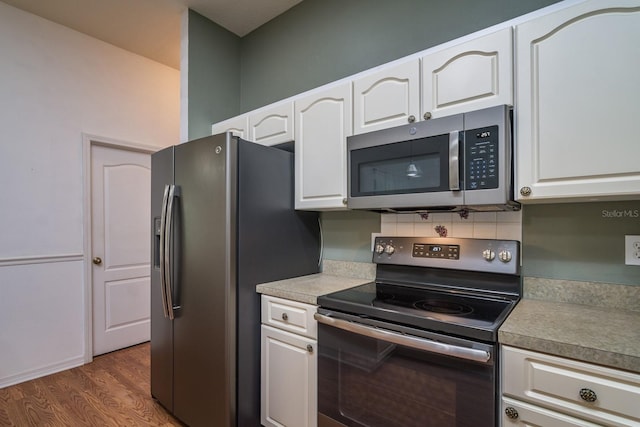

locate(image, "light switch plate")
[[624, 235, 640, 266]]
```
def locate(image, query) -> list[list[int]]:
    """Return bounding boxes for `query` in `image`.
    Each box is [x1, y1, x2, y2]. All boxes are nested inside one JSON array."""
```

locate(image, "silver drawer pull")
[[281, 313, 289, 321], [579, 388, 597, 403]]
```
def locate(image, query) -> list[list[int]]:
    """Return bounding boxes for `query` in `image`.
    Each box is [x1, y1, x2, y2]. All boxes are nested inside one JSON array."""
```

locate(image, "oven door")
[[315, 312, 496, 427], [347, 114, 464, 210]]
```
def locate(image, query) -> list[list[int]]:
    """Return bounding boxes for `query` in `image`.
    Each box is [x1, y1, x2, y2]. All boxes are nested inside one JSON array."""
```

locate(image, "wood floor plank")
[[0, 342, 184, 427]]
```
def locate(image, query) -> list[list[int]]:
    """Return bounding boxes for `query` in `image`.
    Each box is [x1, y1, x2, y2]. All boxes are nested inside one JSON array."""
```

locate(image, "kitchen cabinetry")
[[261, 295, 317, 427], [249, 102, 294, 146], [515, 0, 640, 202], [421, 27, 512, 119], [294, 83, 352, 210], [501, 346, 640, 426], [211, 114, 249, 139], [352, 58, 420, 135]]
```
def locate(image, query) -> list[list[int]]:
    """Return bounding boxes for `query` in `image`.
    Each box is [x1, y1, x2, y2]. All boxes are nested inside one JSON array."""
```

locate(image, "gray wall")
[[320, 211, 381, 263], [522, 202, 640, 286], [239, 0, 562, 112], [187, 10, 241, 140], [184, 0, 640, 286]]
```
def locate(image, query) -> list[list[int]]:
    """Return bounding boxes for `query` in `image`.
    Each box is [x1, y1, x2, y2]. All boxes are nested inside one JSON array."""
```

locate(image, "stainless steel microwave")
[[347, 105, 520, 212]]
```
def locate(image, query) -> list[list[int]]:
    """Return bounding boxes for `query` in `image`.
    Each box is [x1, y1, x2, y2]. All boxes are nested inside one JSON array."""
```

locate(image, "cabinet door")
[[502, 397, 602, 427], [353, 58, 420, 134], [249, 102, 294, 146], [211, 115, 250, 139], [422, 27, 512, 119], [261, 325, 317, 427], [295, 83, 352, 210], [515, 0, 640, 202]]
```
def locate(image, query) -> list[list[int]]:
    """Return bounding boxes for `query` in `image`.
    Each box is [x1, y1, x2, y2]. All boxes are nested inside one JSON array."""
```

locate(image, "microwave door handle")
[[449, 131, 460, 191]]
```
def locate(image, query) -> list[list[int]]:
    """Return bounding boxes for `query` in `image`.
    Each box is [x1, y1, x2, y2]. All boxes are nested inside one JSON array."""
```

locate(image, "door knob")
[[92, 257, 102, 265]]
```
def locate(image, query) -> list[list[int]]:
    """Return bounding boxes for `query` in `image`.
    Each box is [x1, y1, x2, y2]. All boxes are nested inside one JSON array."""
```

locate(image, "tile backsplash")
[[380, 211, 522, 241]]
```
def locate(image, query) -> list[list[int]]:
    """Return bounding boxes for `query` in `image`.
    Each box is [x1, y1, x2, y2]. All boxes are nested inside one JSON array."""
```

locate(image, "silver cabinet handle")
[[449, 131, 461, 191], [92, 257, 102, 265], [423, 112, 432, 120], [520, 186, 532, 197], [314, 313, 490, 363], [408, 115, 416, 123], [282, 313, 289, 321], [306, 344, 313, 353], [159, 185, 170, 318]]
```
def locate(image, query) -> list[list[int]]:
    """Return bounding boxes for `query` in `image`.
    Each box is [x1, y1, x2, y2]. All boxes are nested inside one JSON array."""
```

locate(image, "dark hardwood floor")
[[0, 342, 184, 426]]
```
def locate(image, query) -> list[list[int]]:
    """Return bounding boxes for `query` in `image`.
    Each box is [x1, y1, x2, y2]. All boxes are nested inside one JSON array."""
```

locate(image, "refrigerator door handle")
[[164, 184, 180, 320], [159, 184, 171, 318]]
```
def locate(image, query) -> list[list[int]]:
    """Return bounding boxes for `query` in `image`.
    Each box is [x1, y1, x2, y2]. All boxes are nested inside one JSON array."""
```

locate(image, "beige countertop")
[[256, 273, 371, 305], [256, 259, 375, 305], [499, 278, 640, 374]]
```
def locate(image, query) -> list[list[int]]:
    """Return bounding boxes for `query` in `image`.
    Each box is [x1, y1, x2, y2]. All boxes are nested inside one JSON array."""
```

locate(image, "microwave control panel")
[[465, 125, 498, 190]]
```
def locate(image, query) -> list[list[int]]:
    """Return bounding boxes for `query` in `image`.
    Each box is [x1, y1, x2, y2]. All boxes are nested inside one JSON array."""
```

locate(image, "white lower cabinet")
[[261, 295, 317, 427], [501, 346, 640, 427]]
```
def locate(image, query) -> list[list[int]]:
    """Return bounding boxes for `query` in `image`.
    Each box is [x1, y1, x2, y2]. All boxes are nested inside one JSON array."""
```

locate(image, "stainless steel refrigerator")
[[150, 133, 320, 427]]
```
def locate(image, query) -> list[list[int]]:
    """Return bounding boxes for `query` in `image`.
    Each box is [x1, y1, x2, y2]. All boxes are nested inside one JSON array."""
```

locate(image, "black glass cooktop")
[[317, 282, 517, 342]]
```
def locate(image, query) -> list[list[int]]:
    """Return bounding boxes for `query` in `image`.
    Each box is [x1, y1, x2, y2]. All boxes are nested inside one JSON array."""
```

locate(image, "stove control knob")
[[498, 250, 512, 263], [482, 249, 495, 261], [375, 244, 386, 254], [384, 244, 396, 255]]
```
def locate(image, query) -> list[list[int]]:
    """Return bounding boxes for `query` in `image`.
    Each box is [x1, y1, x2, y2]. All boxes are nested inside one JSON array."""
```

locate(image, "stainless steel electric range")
[[316, 236, 521, 427]]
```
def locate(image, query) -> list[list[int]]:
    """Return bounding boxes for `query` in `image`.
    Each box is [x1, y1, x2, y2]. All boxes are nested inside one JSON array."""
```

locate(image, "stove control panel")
[[413, 243, 459, 260], [373, 236, 520, 275]]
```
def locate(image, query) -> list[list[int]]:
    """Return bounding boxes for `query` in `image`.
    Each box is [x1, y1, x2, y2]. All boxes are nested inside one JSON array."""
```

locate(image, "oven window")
[[350, 134, 452, 197], [318, 324, 495, 427]]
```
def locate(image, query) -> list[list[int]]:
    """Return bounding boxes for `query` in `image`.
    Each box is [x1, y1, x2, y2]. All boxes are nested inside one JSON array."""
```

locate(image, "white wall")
[[0, 3, 179, 387]]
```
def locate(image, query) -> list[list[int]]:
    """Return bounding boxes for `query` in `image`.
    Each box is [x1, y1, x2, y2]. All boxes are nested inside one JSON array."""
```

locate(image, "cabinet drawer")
[[261, 295, 317, 339], [502, 346, 640, 426], [502, 397, 601, 427]]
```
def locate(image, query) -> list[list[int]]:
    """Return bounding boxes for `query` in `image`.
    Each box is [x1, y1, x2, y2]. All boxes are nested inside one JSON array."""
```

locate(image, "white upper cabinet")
[[421, 27, 513, 119], [249, 102, 294, 146], [211, 114, 249, 139], [352, 59, 420, 135], [515, 0, 640, 202], [295, 83, 352, 210]]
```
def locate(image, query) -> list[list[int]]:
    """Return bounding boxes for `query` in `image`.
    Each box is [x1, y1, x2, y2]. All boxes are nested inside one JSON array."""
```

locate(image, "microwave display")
[[465, 125, 499, 190]]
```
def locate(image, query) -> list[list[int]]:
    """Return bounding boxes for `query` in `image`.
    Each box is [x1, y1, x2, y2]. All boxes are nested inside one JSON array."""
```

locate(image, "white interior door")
[[91, 143, 151, 356]]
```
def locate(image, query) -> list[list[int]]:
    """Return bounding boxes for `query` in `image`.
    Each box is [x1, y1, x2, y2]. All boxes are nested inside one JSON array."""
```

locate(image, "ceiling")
[[1, 0, 303, 70]]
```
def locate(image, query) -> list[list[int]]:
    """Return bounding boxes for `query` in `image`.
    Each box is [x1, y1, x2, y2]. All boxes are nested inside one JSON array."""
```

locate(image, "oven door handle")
[[314, 313, 491, 364]]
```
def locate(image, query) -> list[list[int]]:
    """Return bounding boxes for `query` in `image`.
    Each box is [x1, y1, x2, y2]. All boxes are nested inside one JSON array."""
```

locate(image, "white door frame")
[[82, 133, 159, 363]]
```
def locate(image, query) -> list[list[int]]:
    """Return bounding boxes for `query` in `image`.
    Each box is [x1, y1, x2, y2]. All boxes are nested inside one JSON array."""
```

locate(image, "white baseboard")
[[0, 355, 85, 389]]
